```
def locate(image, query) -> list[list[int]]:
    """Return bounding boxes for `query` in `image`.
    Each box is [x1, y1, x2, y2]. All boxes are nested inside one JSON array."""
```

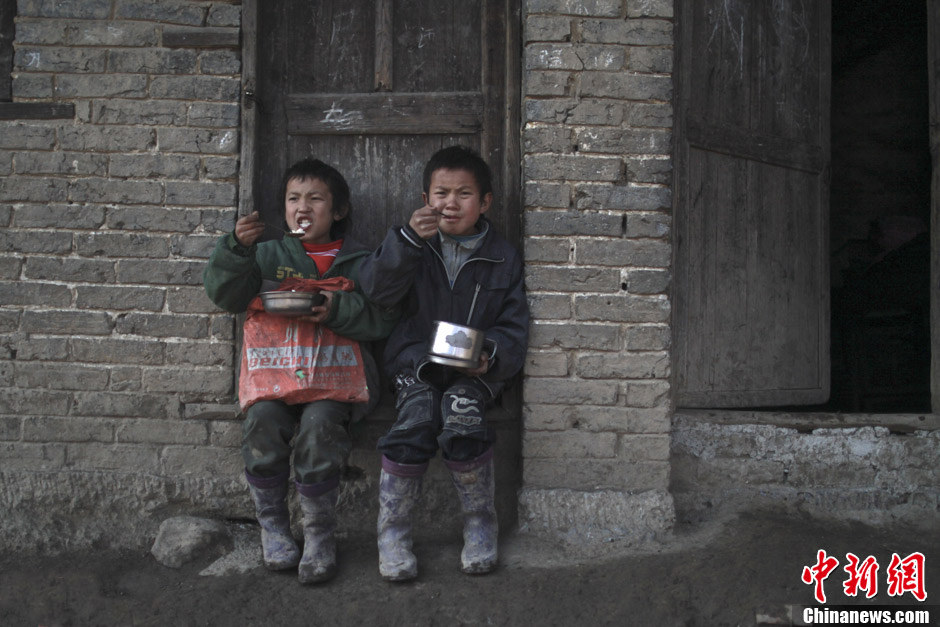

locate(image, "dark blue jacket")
[[358, 218, 529, 394]]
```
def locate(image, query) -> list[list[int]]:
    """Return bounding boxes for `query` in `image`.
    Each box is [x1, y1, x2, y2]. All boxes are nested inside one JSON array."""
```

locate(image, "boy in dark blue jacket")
[[359, 146, 529, 580]]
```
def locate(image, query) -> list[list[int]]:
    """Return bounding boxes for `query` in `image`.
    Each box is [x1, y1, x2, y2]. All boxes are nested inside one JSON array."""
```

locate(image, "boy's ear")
[[480, 192, 493, 214], [333, 203, 349, 221], [422, 192, 429, 206]]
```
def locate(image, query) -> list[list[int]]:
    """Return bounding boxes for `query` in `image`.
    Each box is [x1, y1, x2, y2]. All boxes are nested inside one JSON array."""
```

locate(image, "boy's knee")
[[440, 384, 487, 438]]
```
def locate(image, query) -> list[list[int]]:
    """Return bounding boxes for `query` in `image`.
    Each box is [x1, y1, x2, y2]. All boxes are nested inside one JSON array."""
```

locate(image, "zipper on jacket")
[[466, 283, 482, 325]]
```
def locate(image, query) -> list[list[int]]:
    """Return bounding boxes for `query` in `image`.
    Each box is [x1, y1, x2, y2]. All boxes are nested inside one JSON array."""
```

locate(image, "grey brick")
[[150, 76, 240, 101], [526, 293, 572, 319], [580, 18, 674, 46], [524, 430, 617, 458], [23, 256, 117, 283], [575, 183, 671, 211], [526, 16, 572, 42], [71, 338, 165, 365], [22, 416, 114, 443], [199, 208, 238, 233], [10, 73, 54, 98], [14, 47, 107, 73], [527, 0, 622, 18], [209, 314, 235, 341], [525, 70, 572, 96], [0, 123, 56, 150], [624, 102, 673, 127], [64, 442, 161, 472], [165, 181, 237, 207], [69, 178, 164, 205], [116, 418, 208, 445], [0, 442, 67, 471], [528, 321, 619, 349], [74, 285, 165, 311], [0, 310, 21, 333], [525, 209, 622, 236], [13, 336, 69, 361], [71, 391, 172, 418], [625, 212, 670, 238], [524, 182, 570, 209], [567, 404, 671, 432], [524, 350, 569, 377], [624, 269, 670, 294], [0, 177, 69, 203], [93, 100, 188, 126], [581, 71, 673, 100], [625, 156, 672, 184], [0, 256, 22, 279], [523, 377, 619, 405], [526, 44, 625, 71], [188, 102, 240, 128], [627, 0, 673, 18], [575, 294, 671, 322], [569, 99, 625, 125], [15, 362, 109, 391], [202, 157, 238, 180], [575, 128, 671, 155], [624, 323, 670, 350], [74, 233, 169, 259], [576, 350, 669, 379], [107, 207, 202, 233], [158, 127, 239, 155], [109, 367, 142, 392], [524, 98, 578, 124], [522, 404, 574, 431], [0, 416, 21, 440], [183, 402, 239, 421], [55, 74, 149, 99], [115, 0, 206, 26], [524, 238, 571, 263], [109, 153, 200, 180], [619, 434, 670, 461], [15, 19, 160, 46], [0, 153, 11, 176], [525, 154, 621, 182], [166, 286, 219, 314], [209, 421, 242, 447], [207, 4, 241, 27], [114, 312, 209, 338], [107, 49, 198, 74], [143, 367, 233, 395], [619, 380, 670, 409], [161, 444, 241, 476], [199, 50, 241, 75], [169, 234, 219, 260], [575, 237, 671, 267], [526, 265, 620, 292], [0, 229, 71, 254], [523, 125, 574, 153], [58, 126, 155, 153], [14, 151, 109, 176], [165, 341, 233, 367], [21, 310, 113, 335], [17, 0, 111, 18], [627, 46, 674, 73], [115, 259, 207, 286]]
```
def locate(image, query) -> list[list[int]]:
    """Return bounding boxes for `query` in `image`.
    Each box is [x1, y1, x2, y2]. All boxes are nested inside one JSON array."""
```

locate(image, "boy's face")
[[285, 176, 343, 244], [423, 168, 491, 237]]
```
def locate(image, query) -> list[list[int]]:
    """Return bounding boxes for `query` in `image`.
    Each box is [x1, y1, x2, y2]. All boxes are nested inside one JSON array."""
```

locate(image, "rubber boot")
[[377, 456, 427, 582], [444, 448, 498, 575], [245, 471, 301, 571], [296, 476, 340, 584]]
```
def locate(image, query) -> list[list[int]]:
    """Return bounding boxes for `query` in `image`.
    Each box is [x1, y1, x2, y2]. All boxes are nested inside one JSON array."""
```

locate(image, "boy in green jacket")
[[204, 158, 398, 583]]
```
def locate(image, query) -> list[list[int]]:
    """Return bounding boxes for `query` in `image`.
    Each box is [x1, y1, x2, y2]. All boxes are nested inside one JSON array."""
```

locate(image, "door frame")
[[929, 0, 939, 413]]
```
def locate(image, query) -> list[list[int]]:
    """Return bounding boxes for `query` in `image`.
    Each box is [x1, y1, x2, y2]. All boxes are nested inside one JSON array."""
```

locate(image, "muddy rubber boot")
[[444, 448, 498, 575], [245, 471, 301, 571], [296, 476, 340, 584], [377, 456, 427, 582]]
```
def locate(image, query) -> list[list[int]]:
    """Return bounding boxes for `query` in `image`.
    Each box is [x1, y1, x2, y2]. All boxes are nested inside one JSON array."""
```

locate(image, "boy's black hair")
[[280, 158, 351, 238], [422, 145, 493, 198]]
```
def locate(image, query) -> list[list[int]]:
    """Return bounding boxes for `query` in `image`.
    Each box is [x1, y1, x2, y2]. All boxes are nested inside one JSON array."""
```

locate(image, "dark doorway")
[[828, 0, 931, 412]]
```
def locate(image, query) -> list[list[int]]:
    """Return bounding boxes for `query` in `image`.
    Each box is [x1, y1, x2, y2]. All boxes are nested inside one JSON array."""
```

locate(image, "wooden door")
[[250, 0, 520, 249], [674, 0, 831, 407]]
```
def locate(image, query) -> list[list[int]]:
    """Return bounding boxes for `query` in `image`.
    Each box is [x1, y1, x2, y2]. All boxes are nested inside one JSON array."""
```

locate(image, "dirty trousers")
[[242, 399, 351, 484], [378, 374, 497, 465]]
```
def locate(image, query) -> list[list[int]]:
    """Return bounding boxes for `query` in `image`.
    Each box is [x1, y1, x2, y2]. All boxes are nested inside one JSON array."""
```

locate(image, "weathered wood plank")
[[929, 0, 940, 412], [374, 0, 393, 91], [0, 0, 13, 101], [286, 92, 483, 135]]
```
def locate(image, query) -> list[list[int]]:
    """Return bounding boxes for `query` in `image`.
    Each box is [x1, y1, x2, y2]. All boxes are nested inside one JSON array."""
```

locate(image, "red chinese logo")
[[802, 549, 840, 603], [802, 550, 927, 604], [886, 552, 927, 602]]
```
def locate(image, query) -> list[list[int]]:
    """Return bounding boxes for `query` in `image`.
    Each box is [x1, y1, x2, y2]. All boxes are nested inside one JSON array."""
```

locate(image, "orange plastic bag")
[[238, 277, 369, 411]]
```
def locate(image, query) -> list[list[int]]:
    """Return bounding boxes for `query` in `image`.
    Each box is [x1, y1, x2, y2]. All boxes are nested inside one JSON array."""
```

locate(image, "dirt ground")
[[1, 509, 937, 627]]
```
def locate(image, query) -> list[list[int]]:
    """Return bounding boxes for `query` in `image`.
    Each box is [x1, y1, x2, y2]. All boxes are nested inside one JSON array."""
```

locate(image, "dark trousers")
[[242, 399, 351, 484], [378, 369, 497, 465]]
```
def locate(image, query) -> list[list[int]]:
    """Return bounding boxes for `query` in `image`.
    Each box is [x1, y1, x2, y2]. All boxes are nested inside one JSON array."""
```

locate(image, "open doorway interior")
[[828, 0, 932, 413]]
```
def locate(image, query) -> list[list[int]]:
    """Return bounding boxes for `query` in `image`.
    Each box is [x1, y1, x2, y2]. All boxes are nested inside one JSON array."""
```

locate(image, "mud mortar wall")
[[670, 411, 940, 529]]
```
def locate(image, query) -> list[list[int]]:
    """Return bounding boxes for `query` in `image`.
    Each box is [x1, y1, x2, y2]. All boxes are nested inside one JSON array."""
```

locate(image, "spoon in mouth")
[[270, 223, 307, 238]]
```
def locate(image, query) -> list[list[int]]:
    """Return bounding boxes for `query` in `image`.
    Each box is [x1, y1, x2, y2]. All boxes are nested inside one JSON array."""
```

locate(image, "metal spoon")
[[269, 223, 306, 238]]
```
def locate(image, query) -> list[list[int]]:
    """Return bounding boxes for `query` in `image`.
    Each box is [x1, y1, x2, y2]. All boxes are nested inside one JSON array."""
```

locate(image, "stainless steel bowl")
[[427, 321, 484, 369], [259, 290, 325, 316]]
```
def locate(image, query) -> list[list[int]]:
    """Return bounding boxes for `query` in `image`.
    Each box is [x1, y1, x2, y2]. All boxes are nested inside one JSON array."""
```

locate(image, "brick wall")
[[517, 0, 676, 539], [0, 0, 246, 551]]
